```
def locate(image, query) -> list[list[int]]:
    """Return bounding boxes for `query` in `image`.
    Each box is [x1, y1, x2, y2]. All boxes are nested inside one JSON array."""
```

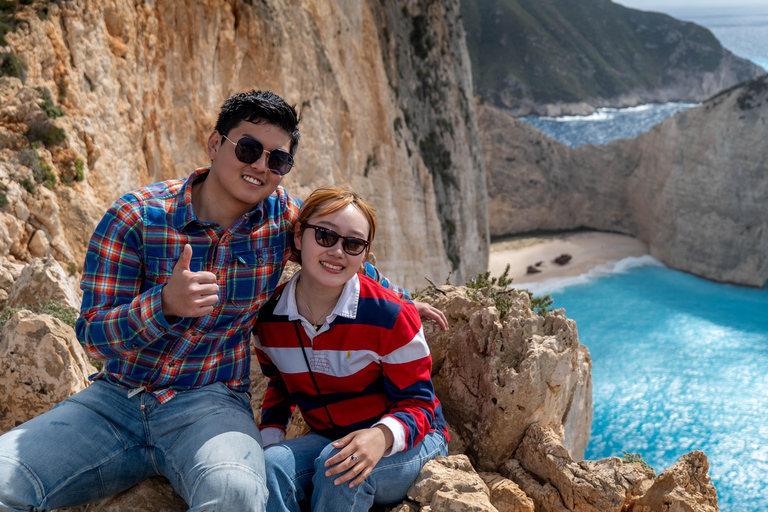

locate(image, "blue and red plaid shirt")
[[76, 167, 407, 403]]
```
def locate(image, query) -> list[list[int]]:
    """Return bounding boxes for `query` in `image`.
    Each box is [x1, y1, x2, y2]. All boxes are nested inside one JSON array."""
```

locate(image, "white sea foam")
[[514, 255, 666, 295], [539, 111, 614, 122]]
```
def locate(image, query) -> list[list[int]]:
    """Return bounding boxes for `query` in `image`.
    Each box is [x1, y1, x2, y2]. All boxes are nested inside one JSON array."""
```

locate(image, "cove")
[[528, 260, 768, 512]]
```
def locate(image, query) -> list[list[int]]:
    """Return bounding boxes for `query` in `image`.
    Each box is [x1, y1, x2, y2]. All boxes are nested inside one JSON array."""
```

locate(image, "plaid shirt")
[[76, 167, 407, 403]]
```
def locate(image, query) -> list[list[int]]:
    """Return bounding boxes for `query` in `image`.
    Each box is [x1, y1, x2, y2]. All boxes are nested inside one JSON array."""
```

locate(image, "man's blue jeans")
[[0, 380, 267, 511], [264, 430, 448, 512]]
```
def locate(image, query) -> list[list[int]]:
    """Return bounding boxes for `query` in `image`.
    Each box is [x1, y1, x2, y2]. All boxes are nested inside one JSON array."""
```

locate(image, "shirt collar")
[[275, 271, 360, 334], [177, 167, 266, 230]]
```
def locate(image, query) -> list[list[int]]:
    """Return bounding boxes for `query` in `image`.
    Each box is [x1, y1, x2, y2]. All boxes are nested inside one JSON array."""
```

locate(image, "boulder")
[[422, 286, 592, 470], [628, 451, 719, 512], [407, 455, 497, 512], [6, 256, 81, 310], [478, 472, 535, 512], [0, 310, 95, 434], [506, 423, 655, 512], [501, 459, 570, 512]]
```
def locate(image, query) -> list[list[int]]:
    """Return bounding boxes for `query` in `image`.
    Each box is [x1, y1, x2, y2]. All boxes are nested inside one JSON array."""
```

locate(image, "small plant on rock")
[[622, 451, 656, 477]]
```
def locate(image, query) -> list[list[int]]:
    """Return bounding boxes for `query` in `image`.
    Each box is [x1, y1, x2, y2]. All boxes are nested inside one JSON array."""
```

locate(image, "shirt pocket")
[[227, 247, 282, 307]]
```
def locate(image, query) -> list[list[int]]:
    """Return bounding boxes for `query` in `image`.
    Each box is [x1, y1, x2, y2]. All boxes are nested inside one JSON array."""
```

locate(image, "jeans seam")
[[368, 434, 446, 476], [66, 397, 130, 450], [0, 454, 45, 505], [187, 461, 266, 501]]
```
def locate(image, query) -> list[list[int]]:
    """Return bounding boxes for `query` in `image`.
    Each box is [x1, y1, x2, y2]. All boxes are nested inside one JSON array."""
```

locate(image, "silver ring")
[[350, 455, 358, 461]]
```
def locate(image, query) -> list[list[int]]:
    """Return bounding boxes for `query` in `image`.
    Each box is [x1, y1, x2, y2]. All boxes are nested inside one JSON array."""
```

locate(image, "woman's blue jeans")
[[0, 380, 267, 511], [264, 430, 448, 512]]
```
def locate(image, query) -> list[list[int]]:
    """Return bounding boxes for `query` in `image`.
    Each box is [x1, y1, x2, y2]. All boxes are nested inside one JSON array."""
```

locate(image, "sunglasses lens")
[[267, 150, 294, 176], [314, 227, 339, 247], [342, 238, 367, 255], [234, 138, 263, 164]]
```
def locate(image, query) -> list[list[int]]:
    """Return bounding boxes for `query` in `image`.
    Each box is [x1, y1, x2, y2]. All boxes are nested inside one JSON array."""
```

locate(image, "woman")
[[254, 187, 449, 511]]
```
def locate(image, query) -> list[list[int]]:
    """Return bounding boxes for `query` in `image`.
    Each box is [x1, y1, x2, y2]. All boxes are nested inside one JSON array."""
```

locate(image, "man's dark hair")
[[215, 90, 301, 155]]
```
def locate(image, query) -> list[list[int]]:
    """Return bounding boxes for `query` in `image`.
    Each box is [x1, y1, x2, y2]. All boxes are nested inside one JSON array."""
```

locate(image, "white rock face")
[[3, 0, 488, 290], [480, 75, 768, 287]]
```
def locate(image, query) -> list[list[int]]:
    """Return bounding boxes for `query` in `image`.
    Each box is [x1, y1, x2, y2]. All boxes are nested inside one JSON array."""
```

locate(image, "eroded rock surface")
[[506, 423, 654, 512], [0, 310, 95, 434], [423, 286, 592, 470]]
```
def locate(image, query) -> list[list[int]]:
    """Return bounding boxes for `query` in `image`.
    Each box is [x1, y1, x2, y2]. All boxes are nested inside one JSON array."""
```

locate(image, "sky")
[[616, 0, 766, 10]]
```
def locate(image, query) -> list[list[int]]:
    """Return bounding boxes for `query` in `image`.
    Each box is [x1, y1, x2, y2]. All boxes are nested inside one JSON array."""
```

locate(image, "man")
[[0, 90, 447, 511]]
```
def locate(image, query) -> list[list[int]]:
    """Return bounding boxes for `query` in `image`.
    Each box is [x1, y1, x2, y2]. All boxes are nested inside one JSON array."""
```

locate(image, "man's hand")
[[160, 244, 219, 318], [413, 301, 449, 331], [323, 426, 393, 487]]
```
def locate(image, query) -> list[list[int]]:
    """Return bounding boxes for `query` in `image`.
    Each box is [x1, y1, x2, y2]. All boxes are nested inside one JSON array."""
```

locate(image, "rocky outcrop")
[[6, 255, 81, 310], [628, 451, 719, 512], [407, 455, 497, 511], [460, 0, 765, 116], [0, 309, 95, 433], [478, 472, 535, 512], [505, 424, 655, 512], [480, 74, 768, 287], [1, 0, 488, 290], [422, 285, 592, 470]]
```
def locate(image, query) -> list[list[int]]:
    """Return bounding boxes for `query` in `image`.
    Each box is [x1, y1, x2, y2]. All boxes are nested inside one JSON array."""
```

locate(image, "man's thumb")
[[175, 244, 193, 272]]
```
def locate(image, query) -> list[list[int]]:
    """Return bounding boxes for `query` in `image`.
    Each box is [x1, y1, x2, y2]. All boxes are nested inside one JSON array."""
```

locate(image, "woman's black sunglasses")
[[222, 135, 294, 176], [304, 224, 369, 256]]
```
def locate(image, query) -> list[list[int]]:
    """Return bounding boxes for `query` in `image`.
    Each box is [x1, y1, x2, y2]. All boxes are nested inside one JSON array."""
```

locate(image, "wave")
[[530, 102, 699, 124], [514, 255, 666, 296]]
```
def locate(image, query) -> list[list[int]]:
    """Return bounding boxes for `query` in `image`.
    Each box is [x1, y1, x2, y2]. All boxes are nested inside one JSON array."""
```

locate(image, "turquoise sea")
[[524, 260, 768, 512], [510, 7, 768, 509]]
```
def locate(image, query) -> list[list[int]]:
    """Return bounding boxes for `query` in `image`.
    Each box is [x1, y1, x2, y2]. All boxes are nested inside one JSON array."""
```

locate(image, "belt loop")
[[127, 385, 146, 398]]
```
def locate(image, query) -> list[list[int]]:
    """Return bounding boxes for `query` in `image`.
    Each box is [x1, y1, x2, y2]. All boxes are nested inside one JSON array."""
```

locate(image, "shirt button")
[[167, 361, 175, 368], [131, 343, 138, 349], [258, 256, 265, 265]]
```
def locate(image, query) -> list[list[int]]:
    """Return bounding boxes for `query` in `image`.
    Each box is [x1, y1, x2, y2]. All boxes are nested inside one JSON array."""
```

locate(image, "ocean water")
[[523, 259, 768, 512], [520, 102, 698, 147]]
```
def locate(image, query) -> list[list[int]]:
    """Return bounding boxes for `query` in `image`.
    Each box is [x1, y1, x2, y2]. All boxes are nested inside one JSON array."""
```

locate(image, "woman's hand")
[[413, 301, 449, 331], [323, 425, 394, 487]]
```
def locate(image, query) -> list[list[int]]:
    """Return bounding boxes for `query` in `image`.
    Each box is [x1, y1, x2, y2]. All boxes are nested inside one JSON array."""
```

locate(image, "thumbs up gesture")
[[160, 244, 219, 318]]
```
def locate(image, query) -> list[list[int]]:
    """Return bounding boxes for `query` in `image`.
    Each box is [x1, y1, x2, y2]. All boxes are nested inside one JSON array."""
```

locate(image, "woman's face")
[[295, 203, 370, 291]]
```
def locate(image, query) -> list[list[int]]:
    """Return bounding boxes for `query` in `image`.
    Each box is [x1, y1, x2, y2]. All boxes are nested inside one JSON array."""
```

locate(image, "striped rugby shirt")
[[255, 271, 448, 454], [75, 167, 408, 404]]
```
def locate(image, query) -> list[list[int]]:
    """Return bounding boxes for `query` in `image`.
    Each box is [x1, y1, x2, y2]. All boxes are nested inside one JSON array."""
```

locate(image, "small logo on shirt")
[[310, 357, 331, 372]]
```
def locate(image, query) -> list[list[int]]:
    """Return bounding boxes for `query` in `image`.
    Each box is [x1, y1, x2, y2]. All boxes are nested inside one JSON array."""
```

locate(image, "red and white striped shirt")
[[254, 272, 448, 454]]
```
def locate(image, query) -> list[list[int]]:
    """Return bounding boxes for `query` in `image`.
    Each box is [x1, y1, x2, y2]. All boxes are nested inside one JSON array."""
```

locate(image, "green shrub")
[[19, 145, 57, 189], [622, 451, 656, 477], [36, 87, 64, 118], [74, 157, 84, 181], [19, 177, 34, 193], [35, 161, 56, 189], [0, 300, 79, 330], [0, 190, 7, 207], [26, 120, 66, 146], [0, 52, 24, 80]]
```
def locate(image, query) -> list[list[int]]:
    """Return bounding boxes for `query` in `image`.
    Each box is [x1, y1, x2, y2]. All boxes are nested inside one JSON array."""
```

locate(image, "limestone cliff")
[[461, 0, 766, 116], [479, 74, 768, 287], [0, 0, 488, 290]]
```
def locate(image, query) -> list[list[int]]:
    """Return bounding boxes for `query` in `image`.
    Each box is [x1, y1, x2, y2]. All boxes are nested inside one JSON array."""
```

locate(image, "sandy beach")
[[488, 231, 649, 286]]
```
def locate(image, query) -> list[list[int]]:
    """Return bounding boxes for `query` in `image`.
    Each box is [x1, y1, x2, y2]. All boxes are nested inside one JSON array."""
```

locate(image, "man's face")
[[206, 120, 292, 213]]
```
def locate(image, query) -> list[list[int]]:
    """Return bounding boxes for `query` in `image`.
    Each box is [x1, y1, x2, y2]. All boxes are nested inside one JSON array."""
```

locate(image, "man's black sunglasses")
[[304, 224, 369, 256], [222, 135, 294, 176]]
